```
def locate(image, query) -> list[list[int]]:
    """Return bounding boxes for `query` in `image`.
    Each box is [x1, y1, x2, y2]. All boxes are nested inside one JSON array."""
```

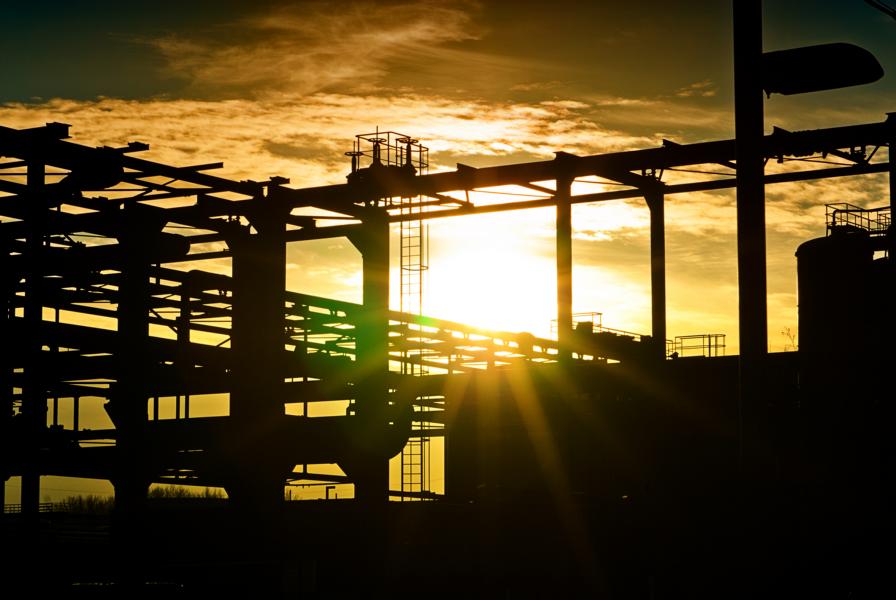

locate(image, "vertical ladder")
[[400, 195, 429, 500]]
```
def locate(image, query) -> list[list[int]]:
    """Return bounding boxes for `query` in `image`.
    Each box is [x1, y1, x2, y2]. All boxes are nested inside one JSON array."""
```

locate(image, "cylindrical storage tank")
[[796, 228, 877, 495], [795, 225, 895, 520], [795, 230, 873, 360]]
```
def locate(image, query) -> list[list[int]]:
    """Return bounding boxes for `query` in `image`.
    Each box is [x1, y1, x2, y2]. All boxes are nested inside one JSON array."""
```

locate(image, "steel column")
[[734, 1, 768, 472], [228, 201, 289, 509], [0, 238, 9, 510], [21, 160, 45, 517], [734, 0, 768, 360], [889, 113, 895, 204], [647, 190, 667, 359], [556, 174, 573, 362], [111, 210, 155, 513], [350, 211, 391, 502]]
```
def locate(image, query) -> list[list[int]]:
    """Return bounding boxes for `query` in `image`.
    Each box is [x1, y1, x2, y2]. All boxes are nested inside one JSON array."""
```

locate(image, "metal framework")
[[0, 114, 894, 513]]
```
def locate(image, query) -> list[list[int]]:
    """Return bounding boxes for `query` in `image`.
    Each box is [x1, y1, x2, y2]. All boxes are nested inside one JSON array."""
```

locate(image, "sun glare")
[[390, 198, 658, 339], [416, 210, 558, 337]]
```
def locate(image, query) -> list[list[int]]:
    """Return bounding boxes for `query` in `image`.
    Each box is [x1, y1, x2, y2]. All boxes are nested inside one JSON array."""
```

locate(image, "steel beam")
[[386, 162, 890, 223], [1, 121, 892, 241]]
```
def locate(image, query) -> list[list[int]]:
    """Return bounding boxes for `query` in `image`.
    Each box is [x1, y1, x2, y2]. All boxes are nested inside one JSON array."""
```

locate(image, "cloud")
[[140, 1, 484, 97], [586, 93, 733, 141], [510, 80, 569, 92], [0, 92, 655, 182], [571, 200, 651, 242], [675, 79, 717, 98]]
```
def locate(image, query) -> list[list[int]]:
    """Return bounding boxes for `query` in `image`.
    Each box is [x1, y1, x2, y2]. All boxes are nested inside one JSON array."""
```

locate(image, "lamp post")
[[732, 1, 883, 471], [733, 0, 767, 471]]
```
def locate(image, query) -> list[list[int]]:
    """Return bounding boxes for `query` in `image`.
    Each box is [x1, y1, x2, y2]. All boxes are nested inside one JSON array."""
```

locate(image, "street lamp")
[[763, 42, 883, 96]]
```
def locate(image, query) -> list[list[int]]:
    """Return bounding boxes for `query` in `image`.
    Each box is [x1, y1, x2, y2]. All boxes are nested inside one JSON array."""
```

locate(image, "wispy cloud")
[[586, 92, 733, 141], [510, 80, 569, 93], [0, 92, 655, 181], [675, 79, 717, 98], [141, 1, 484, 96]]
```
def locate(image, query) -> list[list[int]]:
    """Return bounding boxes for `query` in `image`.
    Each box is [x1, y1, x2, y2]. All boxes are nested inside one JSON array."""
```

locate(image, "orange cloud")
[[141, 1, 483, 96]]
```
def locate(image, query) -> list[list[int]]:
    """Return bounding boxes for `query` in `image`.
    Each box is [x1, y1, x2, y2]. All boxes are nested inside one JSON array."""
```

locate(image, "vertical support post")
[[230, 222, 285, 421], [889, 113, 895, 207], [0, 240, 9, 511], [22, 159, 45, 518], [113, 210, 153, 514], [647, 189, 667, 359], [358, 211, 390, 378], [103, 211, 153, 585], [556, 173, 573, 363], [177, 285, 190, 420], [734, 0, 767, 467], [228, 199, 288, 509], [353, 210, 391, 502], [734, 0, 767, 358]]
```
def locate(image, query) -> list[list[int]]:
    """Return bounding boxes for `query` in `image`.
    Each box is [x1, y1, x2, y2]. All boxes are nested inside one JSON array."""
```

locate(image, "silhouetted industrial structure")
[[1, 110, 893, 594]]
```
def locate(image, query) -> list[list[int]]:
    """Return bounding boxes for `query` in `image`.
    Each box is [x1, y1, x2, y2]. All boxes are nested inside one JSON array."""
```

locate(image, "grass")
[[147, 485, 225, 500], [55, 494, 115, 515], [50, 486, 226, 514]]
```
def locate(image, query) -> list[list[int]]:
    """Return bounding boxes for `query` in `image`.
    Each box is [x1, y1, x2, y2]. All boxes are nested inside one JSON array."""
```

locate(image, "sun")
[[403, 208, 559, 337]]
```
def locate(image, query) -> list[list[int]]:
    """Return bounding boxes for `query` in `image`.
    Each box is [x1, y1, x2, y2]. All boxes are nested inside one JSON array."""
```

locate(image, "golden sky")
[[4, 0, 892, 349], [2, 0, 895, 501]]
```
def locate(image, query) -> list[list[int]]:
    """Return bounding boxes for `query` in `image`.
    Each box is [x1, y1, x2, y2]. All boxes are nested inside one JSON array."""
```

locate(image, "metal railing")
[[672, 334, 726, 358], [3, 502, 56, 514], [826, 203, 891, 236]]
